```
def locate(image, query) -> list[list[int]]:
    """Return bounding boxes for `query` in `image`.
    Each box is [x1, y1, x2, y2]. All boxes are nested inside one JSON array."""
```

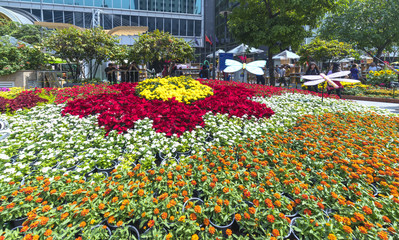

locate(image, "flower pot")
[[182, 198, 204, 213], [282, 193, 299, 218], [176, 149, 192, 159], [209, 214, 235, 230], [126, 225, 140, 240], [95, 161, 118, 174], [193, 189, 204, 198], [85, 171, 109, 181], [10, 226, 25, 238], [370, 183, 379, 197], [290, 212, 330, 239], [141, 226, 167, 240], [91, 224, 112, 238], [10, 216, 27, 228]]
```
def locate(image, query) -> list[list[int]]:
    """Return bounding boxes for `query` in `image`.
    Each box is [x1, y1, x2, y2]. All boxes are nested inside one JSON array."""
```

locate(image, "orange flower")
[[272, 229, 279, 236], [154, 208, 159, 215], [190, 213, 197, 221], [267, 215, 275, 223], [327, 234, 337, 240], [382, 216, 391, 223], [98, 203, 105, 210], [209, 226, 216, 234], [147, 220, 155, 228], [191, 234, 199, 240], [161, 212, 168, 220], [214, 205, 221, 213], [343, 225, 352, 234], [235, 214, 242, 221], [226, 229, 232, 236], [248, 207, 256, 215], [194, 205, 202, 213], [362, 206, 372, 215], [81, 209, 89, 217], [116, 221, 123, 227], [358, 226, 367, 234], [204, 218, 210, 226], [79, 221, 86, 228], [44, 229, 52, 236]]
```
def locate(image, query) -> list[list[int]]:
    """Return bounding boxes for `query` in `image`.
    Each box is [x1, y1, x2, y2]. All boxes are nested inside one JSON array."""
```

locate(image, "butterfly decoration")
[[301, 71, 360, 102], [301, 71, 360, 88], [224, 59, 267, 75]]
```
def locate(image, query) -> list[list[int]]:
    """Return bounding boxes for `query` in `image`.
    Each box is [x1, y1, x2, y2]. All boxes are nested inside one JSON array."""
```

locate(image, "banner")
[[219, 53, 234, 71]]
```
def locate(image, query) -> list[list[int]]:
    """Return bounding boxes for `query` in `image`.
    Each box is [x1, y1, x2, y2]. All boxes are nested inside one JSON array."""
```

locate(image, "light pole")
[[219, 10, 231, 51], [40, 0, 43, 22]]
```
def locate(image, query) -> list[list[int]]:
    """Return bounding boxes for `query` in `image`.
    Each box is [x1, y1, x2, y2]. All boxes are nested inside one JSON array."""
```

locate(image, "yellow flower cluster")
[[136, 76, 213, 104], [0, 87, 24, 99], [341, 82, 369, 89], [369, 69, 395, 77]]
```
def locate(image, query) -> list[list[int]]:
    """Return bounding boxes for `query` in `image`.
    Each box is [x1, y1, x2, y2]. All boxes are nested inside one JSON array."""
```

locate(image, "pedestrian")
[[350, 64, 360, 80], [119, 63, 129, 83], [279, 65, 287, 87], [305, 62, 320, 92], [327, 62, 344, 98], [368, 62, 378, 73], [128, 62, 139, 83], [176, 67, 183, 77], [105, 63, 116, 84], [256, 74, 265, 85]]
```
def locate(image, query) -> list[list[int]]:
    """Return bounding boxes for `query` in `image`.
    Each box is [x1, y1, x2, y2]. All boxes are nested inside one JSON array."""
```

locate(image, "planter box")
[[0, 70, 63, 88], [342, 95, 399, 103]]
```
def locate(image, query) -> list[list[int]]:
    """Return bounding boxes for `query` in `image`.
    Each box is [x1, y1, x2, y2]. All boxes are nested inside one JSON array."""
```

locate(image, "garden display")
[[0, 76, 397, 240]]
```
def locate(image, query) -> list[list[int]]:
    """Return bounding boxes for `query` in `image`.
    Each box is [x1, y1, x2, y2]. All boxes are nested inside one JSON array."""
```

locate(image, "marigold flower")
[[209, 226, 216, 234], [214, 205, 221, 213], [191, 234, 199, 240], [226, 229, 232, 236], [204, 218, 210, 226], [267, 215, 275, 223], [44, 229, 52, 236], [235, 213, 242, 221], [272, 229, 279, 236], [327, 234, 337, 240], [358, 226, 367, 234], [147, 220, 155, 228], [79, 221, 86, 228]]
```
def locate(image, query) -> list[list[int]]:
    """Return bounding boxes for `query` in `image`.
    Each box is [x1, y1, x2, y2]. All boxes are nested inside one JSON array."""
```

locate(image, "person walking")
[[105, 63, 116, 84], [327, 62, 344, 98], [350, 64, 360, 80], [305, 62, 320, 92]]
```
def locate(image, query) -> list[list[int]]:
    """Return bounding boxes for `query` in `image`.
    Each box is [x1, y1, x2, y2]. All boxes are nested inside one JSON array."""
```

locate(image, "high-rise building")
[[0, 0, 205, 46]]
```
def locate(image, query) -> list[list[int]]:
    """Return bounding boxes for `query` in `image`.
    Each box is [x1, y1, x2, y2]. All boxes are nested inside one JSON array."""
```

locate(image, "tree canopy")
[[45, 27, 119, 80], [227, 0, 337, 85], [0, 20, 46, 45], [297, 38, 356, 70], [319, 0, 399, 60], [130, 30, 194, 73]]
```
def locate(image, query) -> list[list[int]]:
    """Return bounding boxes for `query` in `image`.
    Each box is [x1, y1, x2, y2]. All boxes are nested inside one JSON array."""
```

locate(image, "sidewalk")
[[353, 100, 399, 114]]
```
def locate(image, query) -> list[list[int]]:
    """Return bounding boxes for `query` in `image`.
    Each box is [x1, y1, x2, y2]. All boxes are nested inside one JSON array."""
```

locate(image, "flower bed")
[[0, 112, 398, 240]]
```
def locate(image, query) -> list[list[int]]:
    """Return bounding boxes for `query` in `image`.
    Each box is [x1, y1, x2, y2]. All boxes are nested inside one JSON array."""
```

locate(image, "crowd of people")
[[105, 62, 140, 84]]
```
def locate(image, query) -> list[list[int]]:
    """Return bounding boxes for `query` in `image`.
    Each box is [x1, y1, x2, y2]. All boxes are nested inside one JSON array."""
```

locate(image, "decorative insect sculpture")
[[224, 59, 267, 76], [301, 71, 360, 101]]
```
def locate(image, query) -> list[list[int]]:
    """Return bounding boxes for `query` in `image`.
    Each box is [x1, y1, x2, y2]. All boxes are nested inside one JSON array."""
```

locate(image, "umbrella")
[[359, 55, 373, 59], [227, 44, 263, 56], [272, 50, 300, 60], [206, 49, 226, 58]]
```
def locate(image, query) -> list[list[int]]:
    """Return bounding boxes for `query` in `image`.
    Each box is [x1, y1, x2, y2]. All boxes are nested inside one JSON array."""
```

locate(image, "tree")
[[297, 38, 356, 70], [45, 27, 119, 80], [0, 19, 46, 45], [227, 0, 337, 85], [130, 30, 194, 73], [319, 0, 399, 61]]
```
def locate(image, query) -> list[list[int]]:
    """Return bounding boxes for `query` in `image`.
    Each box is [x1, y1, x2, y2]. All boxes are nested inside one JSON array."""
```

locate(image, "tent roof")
[[272, 50, 300, 60], [227, 44, 263, 56], [206, 49, 225, 58]]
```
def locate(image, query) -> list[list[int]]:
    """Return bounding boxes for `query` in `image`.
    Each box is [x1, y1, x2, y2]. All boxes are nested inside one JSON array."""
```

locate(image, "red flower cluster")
[[62, 82, 274, 137], [0, 92, 48, 113]]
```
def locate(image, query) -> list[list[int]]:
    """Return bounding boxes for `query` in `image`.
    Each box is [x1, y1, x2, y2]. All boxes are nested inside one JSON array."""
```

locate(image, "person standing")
[[350, 64, 360, 80], [119, 63, 129, 83], [279, 65, 287, 87], [256, 74, 265, 85], [128, 62, 139, 83], [368, 62, 378, 73], [105, 63, 116, 84], [327, 62, 344, 98], [305, 62, 320, 92], [169, 62, 177, 77]]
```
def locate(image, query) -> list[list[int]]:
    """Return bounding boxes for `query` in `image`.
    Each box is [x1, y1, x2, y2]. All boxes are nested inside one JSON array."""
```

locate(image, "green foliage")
[[130, 30, 194, 71], [227, 0, 337, 85], [0, 19, 46, 45], [297, 38, 356, 64], [319, 0, 399, 59], [0, 40, 49, 76], [44, 27, 120, 80]]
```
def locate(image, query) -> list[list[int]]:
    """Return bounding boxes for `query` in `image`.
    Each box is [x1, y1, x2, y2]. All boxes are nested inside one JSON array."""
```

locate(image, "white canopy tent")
[[227, 44, 264, 56], [206, 49, 226, 58], [272, 50, 300, 60]]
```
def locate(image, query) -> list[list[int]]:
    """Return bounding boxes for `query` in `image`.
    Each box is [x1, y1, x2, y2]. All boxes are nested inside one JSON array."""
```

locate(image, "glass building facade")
[[1, 0, 204, 45]]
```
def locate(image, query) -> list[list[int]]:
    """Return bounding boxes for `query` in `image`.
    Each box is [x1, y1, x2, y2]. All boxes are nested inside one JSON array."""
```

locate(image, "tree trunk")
[[268, 49, 275, 86], [375, 48, 384, 63]]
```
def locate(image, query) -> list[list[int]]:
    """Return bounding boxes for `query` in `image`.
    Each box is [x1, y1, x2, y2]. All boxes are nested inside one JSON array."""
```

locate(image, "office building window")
[[194, 0, 201, 14], [187, 20, 194, 36], [180, 0, 186, 13], [43, 10, 53, 22], [44, 0, 53, 3], [139, 0, 147, 10], [84, 0, 93, 6], [103, 14, 112, 29], [53, 10, 63, 23], [132, 0, 138, 9], [54, 0, 63, 4], [94, 0, 101, 6], [139, 16, 147, 26], [179, 19, 186, 36], [64, 0, 73, 4], [64, 11, 73, 24], [74, 12, 84, 27], [104, 0, 113, 8], [172, 18, 179, 35], [84, 12, 92, 28], [122, 0, 130, 9], [113, 15, 121, 28], [122, 15, 130, 26], [195, 20, 201, 36], [131, 16, 138, 26], [156, 18, 163, 31], [164, 18, 171, 33], [148, 17, 155, 31], [114, 0, 122, 8]]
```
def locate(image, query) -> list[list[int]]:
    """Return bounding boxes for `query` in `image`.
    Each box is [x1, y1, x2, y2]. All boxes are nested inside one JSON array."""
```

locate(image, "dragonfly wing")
[[303, 79, 325, 86], [247, 60, 266, 68], [224, 65, 243, 73], [301, 75, 322, 80], [328, 71, 351, 78], [225, 59, 242, 67], [330, 78, 361, 83], [246, 66, 264, 75]]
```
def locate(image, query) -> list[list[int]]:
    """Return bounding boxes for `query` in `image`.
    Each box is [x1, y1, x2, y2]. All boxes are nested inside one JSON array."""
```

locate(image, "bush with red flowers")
[[0, 92, 48, 113]]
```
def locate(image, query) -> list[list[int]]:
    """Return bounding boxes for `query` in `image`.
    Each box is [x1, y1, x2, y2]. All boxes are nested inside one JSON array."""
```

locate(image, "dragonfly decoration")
[[224, 59, 267, 75], [301, 71, 360, 101]]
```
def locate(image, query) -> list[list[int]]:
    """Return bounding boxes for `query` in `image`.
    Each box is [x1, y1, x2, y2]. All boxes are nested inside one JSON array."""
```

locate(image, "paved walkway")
[[353, 100, 399, 114]]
